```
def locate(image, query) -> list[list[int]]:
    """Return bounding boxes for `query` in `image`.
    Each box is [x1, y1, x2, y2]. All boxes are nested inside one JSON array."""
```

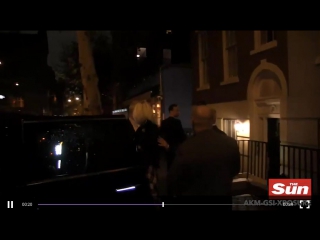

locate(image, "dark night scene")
[[1, 30, 319, 211]]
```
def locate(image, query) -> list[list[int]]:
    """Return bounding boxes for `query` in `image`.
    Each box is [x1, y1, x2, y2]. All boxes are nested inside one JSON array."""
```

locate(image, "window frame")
[[250, 30, 278, 55], [196, 31, 210, 91], [221, 31, 239, 85]]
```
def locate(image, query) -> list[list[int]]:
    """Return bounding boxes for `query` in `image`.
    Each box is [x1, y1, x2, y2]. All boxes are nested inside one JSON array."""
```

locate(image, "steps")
[[232, 177, 271, 210]]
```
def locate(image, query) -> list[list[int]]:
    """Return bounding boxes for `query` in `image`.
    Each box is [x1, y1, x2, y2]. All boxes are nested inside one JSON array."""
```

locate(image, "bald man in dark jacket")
[[167, 106, 240, 208]]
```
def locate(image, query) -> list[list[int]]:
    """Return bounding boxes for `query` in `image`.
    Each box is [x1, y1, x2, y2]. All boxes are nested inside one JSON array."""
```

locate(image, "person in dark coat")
[[167, 105, 240, 208], [132, 101, 161, 200], [158, 104, 186, 170], [195, 100, 226, 136]]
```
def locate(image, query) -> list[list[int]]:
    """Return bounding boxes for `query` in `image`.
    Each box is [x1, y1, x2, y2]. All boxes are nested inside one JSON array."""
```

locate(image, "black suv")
[[2, 113, 153, 209]]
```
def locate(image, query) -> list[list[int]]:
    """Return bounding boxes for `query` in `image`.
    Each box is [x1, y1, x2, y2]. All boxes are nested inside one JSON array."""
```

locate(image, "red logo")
[[268, 179, 312, 199]]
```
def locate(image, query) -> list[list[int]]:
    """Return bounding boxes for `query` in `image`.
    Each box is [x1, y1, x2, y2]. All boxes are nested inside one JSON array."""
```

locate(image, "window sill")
[[250, 40, 278, 55], [220, 77, 239, 85], [196, 84, 210, 91]]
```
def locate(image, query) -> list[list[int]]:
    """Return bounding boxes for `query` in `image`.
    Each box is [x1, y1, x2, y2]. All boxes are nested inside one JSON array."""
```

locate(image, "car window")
[[22, 119, 138, 183]]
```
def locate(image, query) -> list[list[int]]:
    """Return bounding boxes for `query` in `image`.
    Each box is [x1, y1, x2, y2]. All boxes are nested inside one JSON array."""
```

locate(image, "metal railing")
[[237, 140, 320, 194]]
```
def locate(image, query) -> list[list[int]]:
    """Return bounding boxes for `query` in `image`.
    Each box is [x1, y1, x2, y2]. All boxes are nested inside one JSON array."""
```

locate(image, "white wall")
[[208, 100, 249, 129], [286, 31, 320, 147]]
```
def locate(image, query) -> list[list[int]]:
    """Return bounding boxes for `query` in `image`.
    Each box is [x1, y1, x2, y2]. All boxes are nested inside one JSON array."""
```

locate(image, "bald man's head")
[[192, 106, 216, 132]]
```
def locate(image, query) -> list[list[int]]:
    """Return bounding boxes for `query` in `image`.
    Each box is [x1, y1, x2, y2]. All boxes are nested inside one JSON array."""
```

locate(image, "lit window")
[[166, 30, 172, 34], [223, 119, 250, 139], [223, 119, 237, 139]]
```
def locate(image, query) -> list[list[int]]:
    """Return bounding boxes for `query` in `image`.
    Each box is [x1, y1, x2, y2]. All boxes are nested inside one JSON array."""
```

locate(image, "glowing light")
[[55, 142, 63, 155], [116, 186, 135, 192], [234, 120, 250, 137], [68, 99, 71, 102], [112, 108, 127, 114], [156, 104, 160, 108], [0, 61, 2, 65], [136, 54, 140, 58], [153, 110, 156, 113], [15, 83, 19, 86], [0, 95, 5, 99], [57, 160, 61, 169], [75, 97, 79, 100]]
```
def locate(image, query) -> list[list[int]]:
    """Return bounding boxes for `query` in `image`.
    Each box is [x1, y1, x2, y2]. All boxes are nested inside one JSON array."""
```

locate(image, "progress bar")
[[37, 202, 241, 207]]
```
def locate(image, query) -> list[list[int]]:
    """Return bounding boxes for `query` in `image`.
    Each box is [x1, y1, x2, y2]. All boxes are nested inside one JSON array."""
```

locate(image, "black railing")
[[237, 140, 320, 194]]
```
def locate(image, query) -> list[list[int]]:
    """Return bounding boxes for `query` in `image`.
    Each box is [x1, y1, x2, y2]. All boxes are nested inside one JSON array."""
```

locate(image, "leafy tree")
[[56, 31, 148, 114], [56, 31, 112, 115]]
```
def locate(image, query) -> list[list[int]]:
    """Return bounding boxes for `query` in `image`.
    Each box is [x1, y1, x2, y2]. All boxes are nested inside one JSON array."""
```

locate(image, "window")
[[223, 119, 250, 140], [221, 31, 239, 84], [197, 31, 209, 90], [250, 30, 277, 55], [166, 30, 172, 34], [261, 30, 275, 44], [223, 119, 237, 139], [226, 31, 238, 78]]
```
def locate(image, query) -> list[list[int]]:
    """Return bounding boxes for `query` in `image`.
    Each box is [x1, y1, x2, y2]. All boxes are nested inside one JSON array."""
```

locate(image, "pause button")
[[7, 201, 13, 208]]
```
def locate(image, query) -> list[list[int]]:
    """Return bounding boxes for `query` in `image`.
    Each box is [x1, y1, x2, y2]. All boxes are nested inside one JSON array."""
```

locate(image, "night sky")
[[0, 31, 76, 72], [1, 31, 109, 79]]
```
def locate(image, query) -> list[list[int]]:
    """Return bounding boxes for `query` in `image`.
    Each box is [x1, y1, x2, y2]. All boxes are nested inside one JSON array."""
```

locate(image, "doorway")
[[267, 118, 280, 178]]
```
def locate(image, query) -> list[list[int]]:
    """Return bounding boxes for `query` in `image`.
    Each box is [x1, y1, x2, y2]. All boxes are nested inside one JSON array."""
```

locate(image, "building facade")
[[192, 31, 320, 190], [192, 30, 320, 148]]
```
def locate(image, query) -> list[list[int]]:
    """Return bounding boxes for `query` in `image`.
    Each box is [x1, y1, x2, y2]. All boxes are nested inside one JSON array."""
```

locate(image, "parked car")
[[2, 113, 153, 209]]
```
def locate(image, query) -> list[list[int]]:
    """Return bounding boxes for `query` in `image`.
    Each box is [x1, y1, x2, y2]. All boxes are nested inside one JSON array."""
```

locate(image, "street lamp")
[[68, 99, 71, 102], [15, 83, 19, 86]]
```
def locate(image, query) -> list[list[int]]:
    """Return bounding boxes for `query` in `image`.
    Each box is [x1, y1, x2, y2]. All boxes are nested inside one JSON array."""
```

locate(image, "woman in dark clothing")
[[132, 101, 161, 200]]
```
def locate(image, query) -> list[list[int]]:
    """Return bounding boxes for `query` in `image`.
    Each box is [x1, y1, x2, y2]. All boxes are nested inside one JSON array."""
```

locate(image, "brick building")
[[192, 31, 320, 191], [192, 30, 320, 147]]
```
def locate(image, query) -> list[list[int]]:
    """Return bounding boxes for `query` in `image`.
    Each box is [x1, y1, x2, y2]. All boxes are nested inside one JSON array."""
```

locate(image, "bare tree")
[[76, 31, 102, 115]]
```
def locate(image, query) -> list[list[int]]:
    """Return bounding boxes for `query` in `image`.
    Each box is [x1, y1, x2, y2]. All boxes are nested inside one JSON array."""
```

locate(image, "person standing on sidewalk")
[[158, 104, 186, 170], [167, 105, 240, 209]]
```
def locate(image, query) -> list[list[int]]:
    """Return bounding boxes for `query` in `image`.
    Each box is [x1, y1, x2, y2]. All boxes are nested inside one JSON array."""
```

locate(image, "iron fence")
[[237, 140, 320, 194]]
